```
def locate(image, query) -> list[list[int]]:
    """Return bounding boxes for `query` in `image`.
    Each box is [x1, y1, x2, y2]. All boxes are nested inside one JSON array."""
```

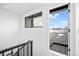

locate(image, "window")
[[25, 12, 42, 28], [49, 4, 69, 55]]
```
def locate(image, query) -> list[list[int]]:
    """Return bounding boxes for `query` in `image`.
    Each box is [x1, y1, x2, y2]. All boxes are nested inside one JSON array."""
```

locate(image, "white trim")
[[49, 50, 67, 56]]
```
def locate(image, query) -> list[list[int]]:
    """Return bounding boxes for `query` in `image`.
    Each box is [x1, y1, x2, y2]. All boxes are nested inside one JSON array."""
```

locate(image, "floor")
[[50, 43, 68, 55], [49, 30, 68, 55]]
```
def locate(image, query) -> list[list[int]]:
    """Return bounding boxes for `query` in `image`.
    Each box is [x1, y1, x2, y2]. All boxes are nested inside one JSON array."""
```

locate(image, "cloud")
[[49, 13, 60, 19], [49, 15, 56, 19], [60, 21, 68, 24], [55, 14, 60, 16]]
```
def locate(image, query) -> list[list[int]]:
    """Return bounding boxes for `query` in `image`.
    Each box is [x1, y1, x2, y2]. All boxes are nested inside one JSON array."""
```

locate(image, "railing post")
[[27, 41, 29, 56], [23, 45, 25, 56], [27, 40, 33, 56], [30, 41, 33, 56], [2, 52, 4, 56], [17, 47, 19, 56]]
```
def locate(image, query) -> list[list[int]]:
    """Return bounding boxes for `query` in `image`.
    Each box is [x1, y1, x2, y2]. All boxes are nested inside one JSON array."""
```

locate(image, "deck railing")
[[0, 40, 33, 56]]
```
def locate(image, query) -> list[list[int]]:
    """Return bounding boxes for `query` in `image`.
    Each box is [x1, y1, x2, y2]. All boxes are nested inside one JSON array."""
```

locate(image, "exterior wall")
[[22, 3, 75, 56]]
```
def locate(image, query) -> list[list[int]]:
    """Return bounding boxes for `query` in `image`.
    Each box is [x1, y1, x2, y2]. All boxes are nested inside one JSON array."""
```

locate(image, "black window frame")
[[50, 4, 68, 13], [25, 12, 42, 28]]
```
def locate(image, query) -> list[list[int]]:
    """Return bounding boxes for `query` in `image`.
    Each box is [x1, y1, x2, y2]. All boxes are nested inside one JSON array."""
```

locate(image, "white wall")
[[75, 3, 79, 56], [0, 8, 23, 50], [22, 3, 75, 56], [69, 4, 75, 56]]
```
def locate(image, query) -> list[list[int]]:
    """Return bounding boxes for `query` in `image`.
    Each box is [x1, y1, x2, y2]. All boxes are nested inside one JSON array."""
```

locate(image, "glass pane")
[[25, 17, 32, 28], [49, 8, 69, 55], [33, 16, 42, 27]]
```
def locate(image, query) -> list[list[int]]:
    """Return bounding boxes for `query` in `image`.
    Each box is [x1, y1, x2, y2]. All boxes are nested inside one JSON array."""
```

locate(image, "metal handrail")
[[0, 40, 33, 56]]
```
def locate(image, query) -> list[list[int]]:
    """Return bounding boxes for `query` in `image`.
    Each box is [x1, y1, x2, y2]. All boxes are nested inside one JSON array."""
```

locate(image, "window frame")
[[25, 12, 42, 28]]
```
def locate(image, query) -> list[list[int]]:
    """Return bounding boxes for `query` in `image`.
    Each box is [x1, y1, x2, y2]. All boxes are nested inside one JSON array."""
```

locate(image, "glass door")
[[49, 4, 69, 55]]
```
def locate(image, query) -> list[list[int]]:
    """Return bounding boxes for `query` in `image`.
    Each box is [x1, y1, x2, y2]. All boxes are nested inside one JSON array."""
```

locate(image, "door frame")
[[48, 4, 71, 56]]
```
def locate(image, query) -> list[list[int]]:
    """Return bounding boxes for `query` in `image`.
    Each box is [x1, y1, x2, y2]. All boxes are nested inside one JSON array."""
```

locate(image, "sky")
[[49, 8, 68, 29]]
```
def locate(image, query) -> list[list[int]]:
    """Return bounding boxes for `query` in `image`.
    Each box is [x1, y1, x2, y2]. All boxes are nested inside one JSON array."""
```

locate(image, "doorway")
[[49, 4, 70, 55]]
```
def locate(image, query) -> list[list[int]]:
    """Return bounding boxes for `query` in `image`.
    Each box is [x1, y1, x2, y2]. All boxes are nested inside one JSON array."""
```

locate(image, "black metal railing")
[[0, 40, 33, 56]]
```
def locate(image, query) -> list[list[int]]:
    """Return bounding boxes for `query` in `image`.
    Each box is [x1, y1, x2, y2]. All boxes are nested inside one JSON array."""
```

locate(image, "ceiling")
[[0, 3, 46, 14]]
